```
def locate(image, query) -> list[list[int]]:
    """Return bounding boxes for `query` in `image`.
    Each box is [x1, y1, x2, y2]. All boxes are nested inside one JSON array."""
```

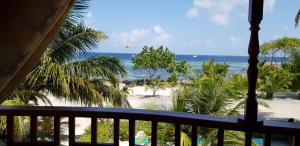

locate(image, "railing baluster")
[[245, 131, 252, 146], [175, 123, 180, 146], [129, 119, 135, 146], [217, 128, 224, 146], [151, 121, 157, 146], [69, 116, 75, 145], [7, 114, 14, 146], [30, 116, 37, 144], [191, 125, 197, 146], [54, 116, 60, 146], [295, 134, 300, 146], [264, 133, 271, 146], [91, 117, 97, 144], [114, 118, 120, 146]]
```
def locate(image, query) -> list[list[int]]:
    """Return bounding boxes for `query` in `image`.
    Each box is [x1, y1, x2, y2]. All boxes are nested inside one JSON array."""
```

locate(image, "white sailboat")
[[192, 53, 198, 58]]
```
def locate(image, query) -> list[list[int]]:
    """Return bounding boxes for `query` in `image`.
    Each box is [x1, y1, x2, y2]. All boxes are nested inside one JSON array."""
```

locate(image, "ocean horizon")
[[80, 52, 287, 80]]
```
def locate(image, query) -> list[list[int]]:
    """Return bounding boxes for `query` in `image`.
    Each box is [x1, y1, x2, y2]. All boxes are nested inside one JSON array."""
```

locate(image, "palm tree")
[[0, 0, 129, 141], [143, 60, 263, 146], [37, 116, 68, 142], [258, 63, 293, 99], [6, 0, 129, 107], [0, 100, 30, 142]]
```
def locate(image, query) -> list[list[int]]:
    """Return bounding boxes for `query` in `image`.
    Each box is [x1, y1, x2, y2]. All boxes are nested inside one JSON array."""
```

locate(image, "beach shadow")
[[130, 94, 162, 99], [258, 111, 273, 119], [262, 92, 300, 101], [142, 95, 161, 98], [258, 111, 299, 122]]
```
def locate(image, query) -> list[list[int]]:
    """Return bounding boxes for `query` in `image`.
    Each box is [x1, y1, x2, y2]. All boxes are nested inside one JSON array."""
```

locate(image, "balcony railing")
[[0, 106, 299, 146]]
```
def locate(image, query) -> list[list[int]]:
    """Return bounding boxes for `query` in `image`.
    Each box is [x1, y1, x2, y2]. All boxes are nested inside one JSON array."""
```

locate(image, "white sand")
[[258, 93, 300, 121], [40, 87, 300, 145], [127, 86, 174, 109]]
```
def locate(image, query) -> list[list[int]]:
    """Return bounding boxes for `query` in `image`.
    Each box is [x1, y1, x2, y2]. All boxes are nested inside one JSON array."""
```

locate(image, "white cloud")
[[187, 0, 276, 25], [109, 28, 150, 47], [239, 11, 247, 17], [153, 26, 165, 34], [154, 33, 173, 46], [183, 38, 215, 50], [186, 7, 199, 18], [106, 26, 173, 49], [265, 0, 276, 11], [152, 26, 173, 45], [230, 35, 244, 46], [211, 14, 230, 26], [203, 38, 215, 48]]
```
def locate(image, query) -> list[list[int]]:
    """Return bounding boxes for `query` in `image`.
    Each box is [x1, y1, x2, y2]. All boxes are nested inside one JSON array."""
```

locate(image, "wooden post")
[[244, 0, 264, 145]]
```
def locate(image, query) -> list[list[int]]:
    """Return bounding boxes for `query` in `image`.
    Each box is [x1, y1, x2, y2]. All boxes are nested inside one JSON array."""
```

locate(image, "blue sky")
[[84, 0, 300, 56]]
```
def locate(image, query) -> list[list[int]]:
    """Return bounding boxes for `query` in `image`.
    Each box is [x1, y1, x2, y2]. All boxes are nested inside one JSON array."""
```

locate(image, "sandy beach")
[[41, 85, 300, 145]]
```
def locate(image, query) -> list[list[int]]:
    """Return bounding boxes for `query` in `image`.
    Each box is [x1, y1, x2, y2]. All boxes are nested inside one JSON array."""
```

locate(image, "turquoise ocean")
[[80, 53, 286, 80]]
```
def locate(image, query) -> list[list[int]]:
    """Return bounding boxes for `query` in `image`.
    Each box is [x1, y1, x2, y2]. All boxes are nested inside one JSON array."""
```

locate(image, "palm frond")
[[0, 100, 30, 141], [1, 100, 27, 106], [48, 76, 103, 106], [226, 99, 246, 117], [66, 0, 91, 23], [64, 56, 126, 85], [296, 9, 300, 27], [8, 89, 51, 106], [49, 22, 107, 63], [91, 80, 131, 108], [25, 57, 102, 106], [8, 3, 129, 108]]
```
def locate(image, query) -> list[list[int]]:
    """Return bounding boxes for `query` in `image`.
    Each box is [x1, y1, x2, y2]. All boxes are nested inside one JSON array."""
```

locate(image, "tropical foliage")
[[227, 74, 248, 98], [79, 120, 175, 145], [167, 61, 191, 86], [132, 46, 175, 96], [260, 37, 300, 97], [258, 63, 294, 99], [142, 60, 261, 146], [285, 49, 300, 93], [3, 2, 300, 145], [171, 60, 248, 146], [132, 46, 175, 81], [6, 0, 128, 107], [132, 46, 189, 96], [0, 100, 29, 142], [1, 0, 129, 142], [260, 37, 300, 63]]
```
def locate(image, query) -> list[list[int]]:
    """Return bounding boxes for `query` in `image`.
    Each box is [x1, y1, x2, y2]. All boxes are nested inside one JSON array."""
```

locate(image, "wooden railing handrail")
[[0, 106, 299, 135]]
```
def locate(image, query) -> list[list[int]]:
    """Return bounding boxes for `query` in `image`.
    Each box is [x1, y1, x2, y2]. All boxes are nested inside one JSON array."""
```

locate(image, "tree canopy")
[[260, 37, 300, 64], [261, 37, 300, 56], [132, 46, 175, 80]]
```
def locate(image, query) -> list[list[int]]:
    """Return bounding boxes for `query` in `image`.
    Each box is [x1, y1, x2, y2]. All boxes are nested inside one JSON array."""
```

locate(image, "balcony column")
[[245, 0, 264, 125], [244, 0, 264, 145]]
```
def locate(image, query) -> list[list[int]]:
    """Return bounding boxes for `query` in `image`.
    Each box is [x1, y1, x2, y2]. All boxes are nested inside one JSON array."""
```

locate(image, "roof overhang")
[[0, 0, 75, 102]]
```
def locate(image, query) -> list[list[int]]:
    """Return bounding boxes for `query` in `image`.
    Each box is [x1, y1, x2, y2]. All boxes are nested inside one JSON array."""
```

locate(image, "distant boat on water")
[[192, 53, 197, 58]]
